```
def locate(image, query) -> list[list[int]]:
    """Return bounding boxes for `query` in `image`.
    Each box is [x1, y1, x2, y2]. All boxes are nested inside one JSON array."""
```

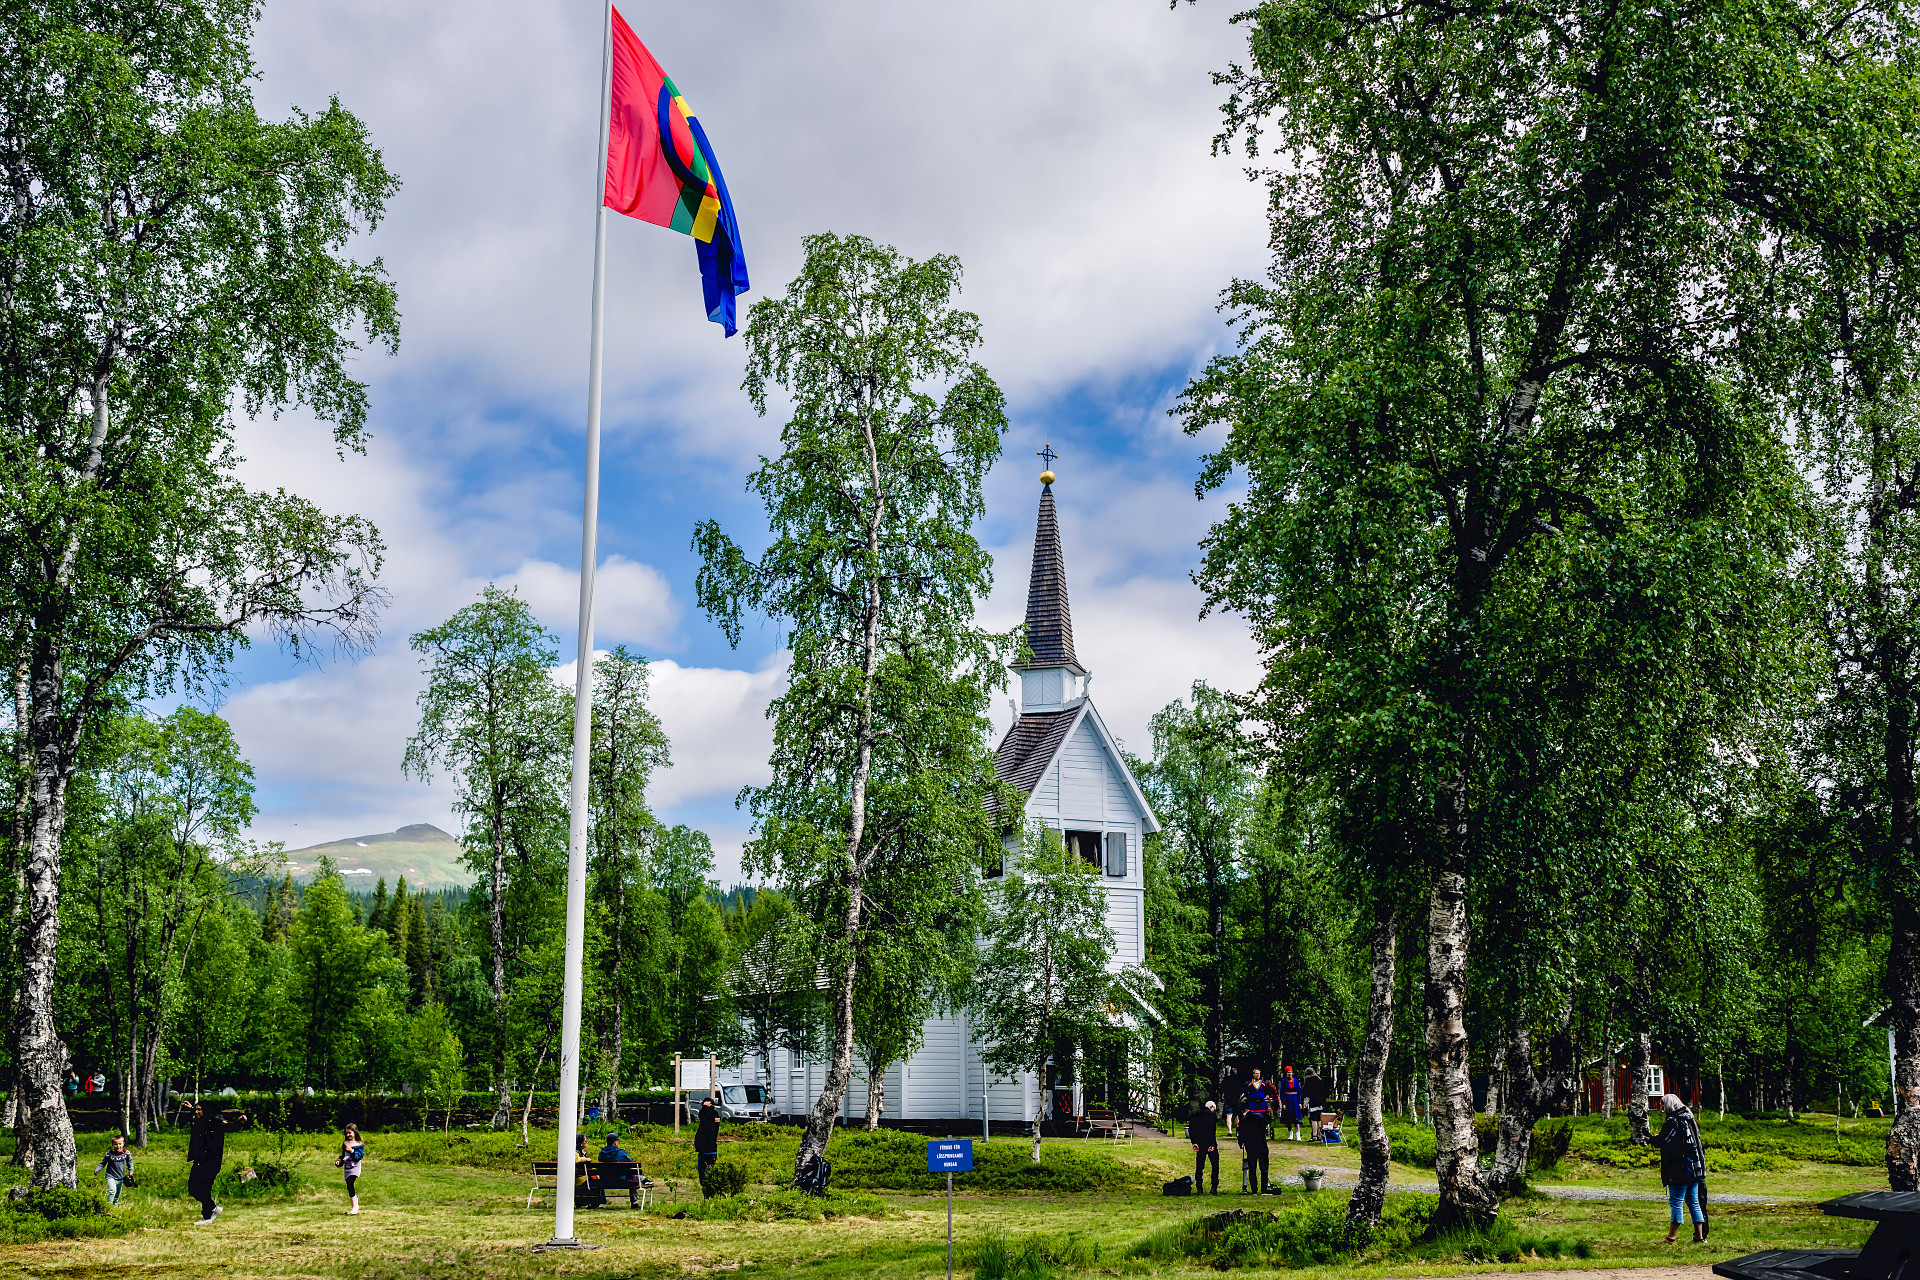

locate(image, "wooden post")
[[672, 1054, 681, 1135]]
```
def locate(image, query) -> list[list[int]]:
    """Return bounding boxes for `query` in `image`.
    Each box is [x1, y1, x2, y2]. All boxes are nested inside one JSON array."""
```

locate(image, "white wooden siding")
[[1102, 889, 1143, 965], [1057, 720, 1106, 820]]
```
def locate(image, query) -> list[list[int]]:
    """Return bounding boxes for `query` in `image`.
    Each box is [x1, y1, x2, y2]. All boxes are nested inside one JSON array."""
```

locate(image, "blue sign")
[[927, 1139, 974, 1172]]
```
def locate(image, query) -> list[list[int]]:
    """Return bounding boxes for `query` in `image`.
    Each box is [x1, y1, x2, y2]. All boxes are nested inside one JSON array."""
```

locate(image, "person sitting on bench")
[[597, 1132, 643, 1208], [573, 1132, 604, 1209]]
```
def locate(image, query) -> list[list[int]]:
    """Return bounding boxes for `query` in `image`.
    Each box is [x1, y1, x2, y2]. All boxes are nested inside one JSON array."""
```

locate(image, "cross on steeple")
[[1036, 443, 1059, 468]]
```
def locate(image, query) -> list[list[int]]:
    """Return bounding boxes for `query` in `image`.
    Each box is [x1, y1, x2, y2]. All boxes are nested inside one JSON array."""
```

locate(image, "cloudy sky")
[[216, 0, 1270, 885]]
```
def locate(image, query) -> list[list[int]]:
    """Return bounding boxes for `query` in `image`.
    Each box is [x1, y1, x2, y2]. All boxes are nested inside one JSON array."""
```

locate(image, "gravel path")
[[1405, 1269, 1718, 1280]]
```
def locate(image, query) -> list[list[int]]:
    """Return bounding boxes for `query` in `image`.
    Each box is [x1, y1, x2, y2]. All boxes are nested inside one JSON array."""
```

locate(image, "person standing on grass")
[[694, 1097, 720, 1197], [1187, 1099, 1221, 1195], [185, 1100, 246, 1225], [1658, 1092, 1708, 1243], [335, 1123, 366, 1215], [1239, 1071, 1273, 1194], [95, 1135, 134, 1205], [1278, 1066, 1304, 1141]]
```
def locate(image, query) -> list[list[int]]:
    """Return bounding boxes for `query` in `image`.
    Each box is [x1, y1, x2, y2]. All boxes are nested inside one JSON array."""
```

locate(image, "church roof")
[[994, 704, 1081, 794], [1016, 486, 1078, 669], [991, 698, 1162, 833]]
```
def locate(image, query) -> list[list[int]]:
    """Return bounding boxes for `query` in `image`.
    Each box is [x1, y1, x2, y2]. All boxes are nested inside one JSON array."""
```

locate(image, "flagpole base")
[[533, 1238, 600, 1252]]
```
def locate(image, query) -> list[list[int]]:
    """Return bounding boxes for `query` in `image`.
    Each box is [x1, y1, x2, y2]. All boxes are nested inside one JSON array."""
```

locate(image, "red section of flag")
[[604, 8, 706, 232]]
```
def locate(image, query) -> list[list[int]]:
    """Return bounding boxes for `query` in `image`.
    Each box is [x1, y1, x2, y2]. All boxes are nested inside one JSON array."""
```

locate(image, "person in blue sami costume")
[[1278, 1065, 1305, 1141]]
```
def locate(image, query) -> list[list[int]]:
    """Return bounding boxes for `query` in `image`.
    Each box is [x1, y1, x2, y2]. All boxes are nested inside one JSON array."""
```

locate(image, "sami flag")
[[604, 8, 749, 335]]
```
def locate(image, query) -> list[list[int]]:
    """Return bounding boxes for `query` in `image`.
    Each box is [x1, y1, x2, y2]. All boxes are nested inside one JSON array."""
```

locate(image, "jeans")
[[1194, 1145, 1219, 1193], [105, 1175, 123, 1205], [1668, 1179, 1705, 1224]]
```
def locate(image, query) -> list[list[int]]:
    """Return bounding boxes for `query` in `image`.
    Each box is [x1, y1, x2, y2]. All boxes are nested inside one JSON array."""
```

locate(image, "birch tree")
[[695, 232, 1010, 1179], [587, 645, 670, 1116], [1184, 0, 1804, 1228], [971, 824, 1115, 1140], [404, 587, 569, 1126], [0, 0, 395, 1186]]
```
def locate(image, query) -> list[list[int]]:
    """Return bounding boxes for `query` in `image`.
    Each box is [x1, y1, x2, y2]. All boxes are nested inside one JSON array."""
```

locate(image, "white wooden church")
[[717, 466, 1160, 1127]]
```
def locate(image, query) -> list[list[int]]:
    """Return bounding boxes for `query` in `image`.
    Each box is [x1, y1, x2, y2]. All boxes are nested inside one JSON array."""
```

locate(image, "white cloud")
[[208, 0, 1274, 873], [218, 650, 452, 847], [645, 654, 788, 810], [500, 555, 683, 649]]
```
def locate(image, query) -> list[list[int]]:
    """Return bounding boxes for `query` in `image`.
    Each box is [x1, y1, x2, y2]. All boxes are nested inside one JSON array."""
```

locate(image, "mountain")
[[275, 823, 470, 889]]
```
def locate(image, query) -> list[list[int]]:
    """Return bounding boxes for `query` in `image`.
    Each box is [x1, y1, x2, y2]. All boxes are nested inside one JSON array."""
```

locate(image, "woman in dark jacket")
[[1657, 1093, 1708, 1243]]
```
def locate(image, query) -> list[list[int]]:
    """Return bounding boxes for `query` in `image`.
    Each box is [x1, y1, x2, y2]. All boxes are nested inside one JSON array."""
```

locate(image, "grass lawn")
[[0, 1116, 1890, 1279]]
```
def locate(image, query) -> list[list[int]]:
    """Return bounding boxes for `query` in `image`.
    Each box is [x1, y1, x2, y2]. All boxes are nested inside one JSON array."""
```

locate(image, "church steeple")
[[1014, 449, 1086, 711]]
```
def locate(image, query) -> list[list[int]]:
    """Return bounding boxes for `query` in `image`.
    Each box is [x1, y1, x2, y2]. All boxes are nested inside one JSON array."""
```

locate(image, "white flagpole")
[[545, 0, 614, 1251]]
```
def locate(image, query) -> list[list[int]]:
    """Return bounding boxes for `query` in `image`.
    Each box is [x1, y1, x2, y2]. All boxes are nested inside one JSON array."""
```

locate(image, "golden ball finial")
[[1040, 469, 1056, 487]]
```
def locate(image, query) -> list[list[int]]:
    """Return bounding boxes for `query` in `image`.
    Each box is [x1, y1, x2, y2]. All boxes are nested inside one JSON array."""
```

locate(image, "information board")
[[927, 1139, 974, 1173]]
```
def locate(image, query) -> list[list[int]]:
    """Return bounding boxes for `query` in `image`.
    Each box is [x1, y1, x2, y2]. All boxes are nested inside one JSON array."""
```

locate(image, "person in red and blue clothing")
[[1278, 1065, 1305, 1141]]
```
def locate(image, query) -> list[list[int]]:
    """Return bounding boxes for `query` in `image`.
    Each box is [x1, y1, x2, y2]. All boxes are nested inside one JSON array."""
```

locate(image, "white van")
[[718, 1083, 771, 1121]]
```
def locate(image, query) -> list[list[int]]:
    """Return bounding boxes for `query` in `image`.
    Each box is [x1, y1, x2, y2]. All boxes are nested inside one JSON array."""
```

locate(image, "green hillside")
[[277, 823, 469, 889]]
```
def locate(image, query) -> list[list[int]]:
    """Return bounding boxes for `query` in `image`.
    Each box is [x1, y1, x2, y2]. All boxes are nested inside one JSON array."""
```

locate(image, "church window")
[[1066, 829, 1102, 869]]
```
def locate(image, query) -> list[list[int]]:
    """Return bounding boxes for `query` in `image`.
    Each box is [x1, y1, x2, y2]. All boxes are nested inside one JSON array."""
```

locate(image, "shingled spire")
[[1017, 471, 1079, 670]]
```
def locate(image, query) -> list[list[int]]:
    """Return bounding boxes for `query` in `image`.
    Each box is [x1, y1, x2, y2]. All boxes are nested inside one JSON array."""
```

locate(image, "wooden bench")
[[528, 1161, 655, 1211], [1084, 1107, 1133, 1145], [1718, 1191, 1920, 1280]]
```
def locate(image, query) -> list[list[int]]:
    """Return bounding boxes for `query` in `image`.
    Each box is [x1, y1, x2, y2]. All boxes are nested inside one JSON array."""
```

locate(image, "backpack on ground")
[[793, 1154, 832, 1196], [1162, 1175, 1194, 1197]]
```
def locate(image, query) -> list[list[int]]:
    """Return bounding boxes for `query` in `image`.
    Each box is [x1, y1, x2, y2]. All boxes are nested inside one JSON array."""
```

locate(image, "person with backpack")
[[94, 1134, 135, 1205], [1187, 1100, 1222, 1195], [335, 1123, 366, 1215], [185, 1101, 247, 1225], [694, 1097, 720, 1197], [1657, 1092, 1709, 1243]]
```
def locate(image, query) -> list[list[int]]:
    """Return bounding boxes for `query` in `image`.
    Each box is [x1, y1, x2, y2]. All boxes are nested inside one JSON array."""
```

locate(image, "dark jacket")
[[1187, 1107, 1219, 1149], [95, 1150, 134, 1179], [1657, 1105, 1707, 1185], [694, 1103, 720, 1154], [187, 1111, 236, 1167], [597, 1142, 633, 1164], [1239, 1110, 1270, 1147]]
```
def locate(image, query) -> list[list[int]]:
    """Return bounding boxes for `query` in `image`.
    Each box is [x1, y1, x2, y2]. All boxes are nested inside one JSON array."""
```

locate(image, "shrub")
[[1129, 1199, 1370, 1269], [664, 1188, 886, 1222], [214, 1158, 301, 1200], [7, 1186, 110, 1220], [972, 1231, 1102, 1280], [1531, 1119, 1575, 1170], [1384, 1118, 1436, 1167], [704, 1157, 750, 1197], [1473, 1113, 1500, 1154], [824, 1128, 1146, 1192]]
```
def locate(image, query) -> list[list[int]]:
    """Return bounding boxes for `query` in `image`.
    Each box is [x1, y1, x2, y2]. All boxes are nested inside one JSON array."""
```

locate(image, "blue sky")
[[214, 0, 1269, 884]]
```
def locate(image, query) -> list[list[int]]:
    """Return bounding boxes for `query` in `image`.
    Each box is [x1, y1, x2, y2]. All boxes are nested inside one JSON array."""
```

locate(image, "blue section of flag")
[[687, 116, 749, 337]]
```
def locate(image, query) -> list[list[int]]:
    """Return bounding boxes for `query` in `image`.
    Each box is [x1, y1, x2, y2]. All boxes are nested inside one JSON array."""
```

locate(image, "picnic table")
[[1716, 1191, 1920, 1280]]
